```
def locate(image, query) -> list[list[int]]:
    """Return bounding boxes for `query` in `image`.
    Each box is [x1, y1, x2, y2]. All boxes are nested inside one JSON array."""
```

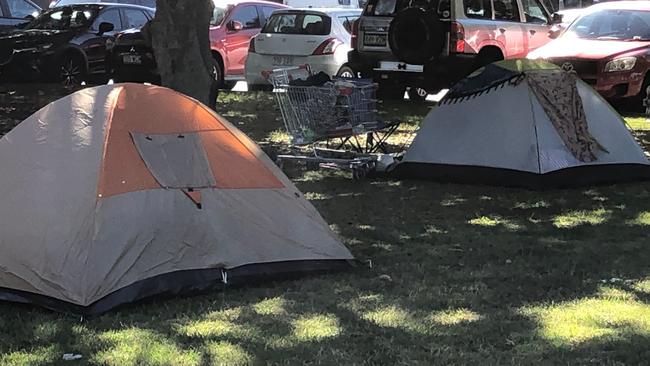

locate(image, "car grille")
[[550, 59, 598, 77]]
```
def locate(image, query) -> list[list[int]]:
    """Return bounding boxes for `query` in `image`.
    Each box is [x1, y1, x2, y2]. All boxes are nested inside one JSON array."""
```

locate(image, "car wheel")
[[59, 53, 85, 87], [407, 87, 428, 103], [474, 48, 504, 72], [388, 7, 444, 65], [629, 73, 650, 113], [211, 56, 225, 89], [337, 64, 357, 78]]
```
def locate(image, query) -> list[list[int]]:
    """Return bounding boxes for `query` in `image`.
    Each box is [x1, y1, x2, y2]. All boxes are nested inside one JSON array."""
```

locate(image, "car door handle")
[[529, 29, 536, 35], [499, 28, 506, 33]]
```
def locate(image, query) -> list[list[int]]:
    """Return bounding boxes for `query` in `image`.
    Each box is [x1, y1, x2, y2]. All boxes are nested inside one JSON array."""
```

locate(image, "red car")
[[110, 0, 286, 88], [528, 1, 650, 103], [210, 0, 288, 88]]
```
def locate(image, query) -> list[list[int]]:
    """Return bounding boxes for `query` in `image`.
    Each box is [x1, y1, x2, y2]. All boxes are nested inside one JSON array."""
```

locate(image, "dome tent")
[[392, 59, 650, 188], [0, 83, 354, 314]]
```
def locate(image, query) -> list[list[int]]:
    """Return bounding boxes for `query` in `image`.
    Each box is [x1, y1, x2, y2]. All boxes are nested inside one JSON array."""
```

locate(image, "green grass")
[[1, 90, 650, 365]]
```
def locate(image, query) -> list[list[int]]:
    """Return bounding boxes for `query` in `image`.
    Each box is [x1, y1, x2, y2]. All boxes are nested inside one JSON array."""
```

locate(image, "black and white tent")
[[393, 60, 650, 188]]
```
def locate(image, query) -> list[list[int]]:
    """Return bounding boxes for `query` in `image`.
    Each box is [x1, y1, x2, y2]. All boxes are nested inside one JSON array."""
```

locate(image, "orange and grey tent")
[[0, 83, 354, 314]]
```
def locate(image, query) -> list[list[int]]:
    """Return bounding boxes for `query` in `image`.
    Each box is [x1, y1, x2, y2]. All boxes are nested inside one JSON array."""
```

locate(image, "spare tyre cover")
[[388, 7, 444, 66]]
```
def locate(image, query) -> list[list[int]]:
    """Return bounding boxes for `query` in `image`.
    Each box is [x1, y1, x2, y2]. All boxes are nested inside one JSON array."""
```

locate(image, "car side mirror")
[[551, 12, 563, 24], [548, 26, 562, 39], [98, 22, 114, 36], [227, 20, 243, 32]]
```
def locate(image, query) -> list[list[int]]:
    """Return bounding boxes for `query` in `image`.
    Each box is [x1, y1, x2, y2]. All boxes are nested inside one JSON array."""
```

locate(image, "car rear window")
[[364, 0, 449, 19], [262, 13, 332, 35]]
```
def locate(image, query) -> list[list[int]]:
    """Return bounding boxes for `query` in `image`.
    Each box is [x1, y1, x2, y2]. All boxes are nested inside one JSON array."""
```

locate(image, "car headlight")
[[604, 57, 637, 72]]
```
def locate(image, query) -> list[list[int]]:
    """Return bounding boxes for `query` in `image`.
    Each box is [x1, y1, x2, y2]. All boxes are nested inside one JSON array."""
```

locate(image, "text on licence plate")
[[272, 56, 294, 66], [122, 54, 142, 65], [364, 34, 387, 46]]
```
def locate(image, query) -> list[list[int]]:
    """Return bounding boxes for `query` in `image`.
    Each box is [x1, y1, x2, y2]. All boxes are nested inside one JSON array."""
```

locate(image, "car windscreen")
[[211, 4, 230, 26], [52, 0, 87, 5], [262, 13, 332, 35], [364, 0, 444, 17], [568, 9, 650, 40], [26, 6, 97, 30]]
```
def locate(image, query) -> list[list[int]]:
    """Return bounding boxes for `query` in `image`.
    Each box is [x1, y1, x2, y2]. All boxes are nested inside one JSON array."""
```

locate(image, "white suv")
[[342, 0, 562, 100]]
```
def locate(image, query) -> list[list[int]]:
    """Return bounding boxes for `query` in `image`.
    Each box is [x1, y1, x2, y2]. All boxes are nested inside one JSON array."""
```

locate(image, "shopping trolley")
[[263, 65, 400, 178]]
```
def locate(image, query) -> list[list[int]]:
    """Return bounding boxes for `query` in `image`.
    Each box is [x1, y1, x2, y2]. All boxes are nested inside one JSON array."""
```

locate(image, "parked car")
[[110, 0, 287, 87], [281, 0, 361, 9], [49, 0, 156, 8], [528, 1, 650, 103], [245, 8, 361, 88], [343, 0, 563, 101], [0, 3, 154, 84], [209, 0, 289, 87], [107, 25, 158, 82], [0, 0, 41, 31]]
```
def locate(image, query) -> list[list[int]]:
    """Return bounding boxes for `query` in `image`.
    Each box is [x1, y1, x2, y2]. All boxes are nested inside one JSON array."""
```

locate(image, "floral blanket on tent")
[[526, 71, 607, 162]]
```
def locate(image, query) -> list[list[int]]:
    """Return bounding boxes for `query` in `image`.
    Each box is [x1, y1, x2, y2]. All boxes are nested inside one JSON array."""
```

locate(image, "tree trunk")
[[149, 0, 217, 109]]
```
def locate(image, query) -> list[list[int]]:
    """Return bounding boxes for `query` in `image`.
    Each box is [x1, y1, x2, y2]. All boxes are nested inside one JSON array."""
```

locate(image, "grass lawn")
[[1, 88, 650, 365]]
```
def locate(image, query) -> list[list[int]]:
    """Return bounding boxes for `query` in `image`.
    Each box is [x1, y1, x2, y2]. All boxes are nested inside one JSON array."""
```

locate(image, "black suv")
[[0, 3, 153, 84]]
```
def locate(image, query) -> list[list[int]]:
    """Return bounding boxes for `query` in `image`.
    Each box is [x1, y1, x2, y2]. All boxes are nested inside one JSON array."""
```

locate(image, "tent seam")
[[526, 80, 543, 174]]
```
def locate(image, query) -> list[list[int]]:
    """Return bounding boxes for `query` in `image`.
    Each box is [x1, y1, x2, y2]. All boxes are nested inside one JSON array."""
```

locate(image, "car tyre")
[[211, 55, 226, 89], [337, 64, 357, 78], [388, 7, 444, 65], [474, 48, 504, 72], [59, 53, 86, 87], [407, 87, 428, 103], [629, 73, 650, 113]]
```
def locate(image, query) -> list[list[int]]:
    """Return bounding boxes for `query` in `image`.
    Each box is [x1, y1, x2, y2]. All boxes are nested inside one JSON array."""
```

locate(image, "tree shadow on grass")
[[1, 90, 650, 364]]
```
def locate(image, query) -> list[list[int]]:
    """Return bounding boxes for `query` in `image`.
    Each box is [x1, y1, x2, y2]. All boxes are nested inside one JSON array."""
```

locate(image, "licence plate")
[[272, 56, 294, 66], [122, 54, 142, 65], [364, 33, 387, 46]]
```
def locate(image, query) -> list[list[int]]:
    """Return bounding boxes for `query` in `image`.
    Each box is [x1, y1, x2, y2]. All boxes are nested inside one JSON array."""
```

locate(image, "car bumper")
[[546, 58, 647, 100], [0, 48, 54, 80], [348, 50, 477, 90], [592, 70, 646, 99], [245, 53, 343, 86], [110, 49, 158, 82]]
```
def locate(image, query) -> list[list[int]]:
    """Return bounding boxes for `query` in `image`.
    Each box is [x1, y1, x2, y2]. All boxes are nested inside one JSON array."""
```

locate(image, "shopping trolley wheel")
[[275, 157, 285, 170], [352, 166, 367, 180]]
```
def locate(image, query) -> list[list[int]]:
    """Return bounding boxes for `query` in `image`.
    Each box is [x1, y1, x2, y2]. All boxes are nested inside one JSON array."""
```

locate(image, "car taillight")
[[351, 19, 359, 49], [450, 21, 465, 53], [313, 38, 342, 55], [248, 38, 256, 53]]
